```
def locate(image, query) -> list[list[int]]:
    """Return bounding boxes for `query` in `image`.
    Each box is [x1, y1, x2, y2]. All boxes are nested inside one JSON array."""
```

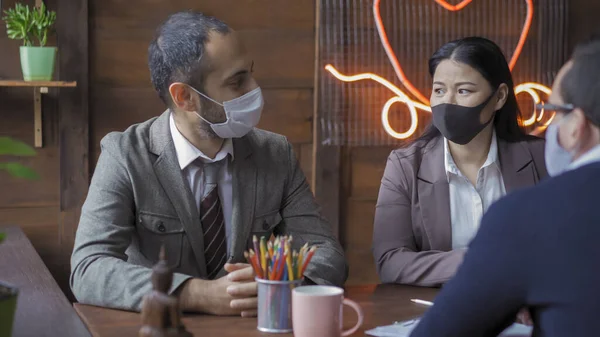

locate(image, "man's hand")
[[224, 263, 258, 317], [177, 263, 257, 317]]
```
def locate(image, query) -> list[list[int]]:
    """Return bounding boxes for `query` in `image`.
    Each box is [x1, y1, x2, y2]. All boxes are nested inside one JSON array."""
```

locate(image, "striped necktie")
[[200, 161, 227, 279]]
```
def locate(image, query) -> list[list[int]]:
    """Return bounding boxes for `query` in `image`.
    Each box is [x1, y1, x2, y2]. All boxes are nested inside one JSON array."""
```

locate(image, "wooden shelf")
[[0, 80, 77, 87], [0, 80, 78, 148]]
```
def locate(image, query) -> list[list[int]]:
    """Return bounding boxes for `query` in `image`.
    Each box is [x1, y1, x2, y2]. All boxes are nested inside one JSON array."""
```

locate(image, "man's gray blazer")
[[70, 110, 348, 311]]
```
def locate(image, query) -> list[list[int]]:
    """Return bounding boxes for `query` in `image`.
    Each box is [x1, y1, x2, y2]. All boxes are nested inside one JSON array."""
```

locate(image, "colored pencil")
[[279, 238, 285, 258], [271, 251, 277, 280], [245, 249, 261, 279], [274, 237, 280, 254], [251, 250, 263, 279], [253, 235, 261, 272], [260, 236, 267, 277], [411, 299, 434, 306], [298, 243, 308, 265], [244, 235, 318, 281], [276, 250, 287, 280], [267, 241, 274, 259], [299, 246, 316, 277], [286, 248, 294, 281], [245, 251, 261, 279], [293, 251, 299, 279], [253, 235, 260, 261]]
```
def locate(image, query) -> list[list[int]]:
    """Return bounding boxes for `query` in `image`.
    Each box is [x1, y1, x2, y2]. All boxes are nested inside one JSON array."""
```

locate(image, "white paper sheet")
[[365, 318, 532, 337]]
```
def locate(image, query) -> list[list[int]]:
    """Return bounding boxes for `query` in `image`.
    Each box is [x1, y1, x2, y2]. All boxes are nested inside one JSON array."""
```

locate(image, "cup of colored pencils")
[[246, 235, 317, 333]]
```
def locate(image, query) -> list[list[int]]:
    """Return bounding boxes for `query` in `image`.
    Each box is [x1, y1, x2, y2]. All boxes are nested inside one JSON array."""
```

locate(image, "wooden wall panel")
[[55, 0, 89, 300], [568, 1, 600, 52], [89, 0, 315, 89], [340, 146, 394, 284], [0, 0, 63, 289], [0, 147, 60, 208], [0, 89, 60, 210], [258, 90, 314, 143], [91, 30, 314, 89], [349, 147, 395, 199], [0, 206, 61, 266], [91, 0, 315, 31], [344, 199, 378, 285]]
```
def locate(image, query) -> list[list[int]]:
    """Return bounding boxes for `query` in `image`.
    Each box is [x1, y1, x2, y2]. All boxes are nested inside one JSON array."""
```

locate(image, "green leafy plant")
[[0, 137, 39, 180], [2, 2, 56, 47]]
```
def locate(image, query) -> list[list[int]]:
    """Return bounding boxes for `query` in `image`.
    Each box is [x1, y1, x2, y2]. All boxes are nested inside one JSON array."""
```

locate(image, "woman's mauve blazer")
[[372, 135, 548, 286]]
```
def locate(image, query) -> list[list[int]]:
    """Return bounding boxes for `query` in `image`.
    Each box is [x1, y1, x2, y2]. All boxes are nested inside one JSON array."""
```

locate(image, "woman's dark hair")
[[416, 36, 530, 144]]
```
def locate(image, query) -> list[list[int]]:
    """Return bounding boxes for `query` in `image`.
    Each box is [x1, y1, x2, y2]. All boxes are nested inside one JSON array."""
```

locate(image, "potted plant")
[[0, 137, 38, 337], [2, 2, 57, 81]]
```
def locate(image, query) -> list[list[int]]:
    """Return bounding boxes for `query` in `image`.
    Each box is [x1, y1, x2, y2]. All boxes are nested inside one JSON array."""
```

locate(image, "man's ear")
[[169, 83, 196, 111], [568, 109, 588, 142], [493, 83, 509, 111]]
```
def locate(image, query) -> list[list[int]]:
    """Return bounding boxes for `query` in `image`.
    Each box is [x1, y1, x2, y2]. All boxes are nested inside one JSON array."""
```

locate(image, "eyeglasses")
[[535, 102, 575, 113]]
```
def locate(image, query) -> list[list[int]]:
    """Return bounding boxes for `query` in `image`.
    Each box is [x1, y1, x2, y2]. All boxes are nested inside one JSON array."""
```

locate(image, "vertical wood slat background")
[[318, 0, 567, 147], [317, 0, 569, 285]]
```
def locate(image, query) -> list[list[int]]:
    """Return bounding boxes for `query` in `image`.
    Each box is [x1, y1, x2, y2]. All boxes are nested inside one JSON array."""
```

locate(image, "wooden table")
[[0, 226, 91, 337], [75, 284, 438, 336]]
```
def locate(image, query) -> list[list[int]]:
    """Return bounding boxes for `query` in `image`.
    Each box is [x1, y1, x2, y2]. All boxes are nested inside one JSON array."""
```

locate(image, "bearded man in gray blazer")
[[70, 11, 347, 316]]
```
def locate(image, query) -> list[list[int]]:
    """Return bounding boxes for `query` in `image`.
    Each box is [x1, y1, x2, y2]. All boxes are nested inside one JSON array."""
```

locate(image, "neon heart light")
[[378, 0, 533, 105], [325, 0, 554, 140]]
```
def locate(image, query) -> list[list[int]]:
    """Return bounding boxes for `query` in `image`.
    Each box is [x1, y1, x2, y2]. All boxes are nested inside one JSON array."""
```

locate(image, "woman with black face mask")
[[372, 37, 548, 287]]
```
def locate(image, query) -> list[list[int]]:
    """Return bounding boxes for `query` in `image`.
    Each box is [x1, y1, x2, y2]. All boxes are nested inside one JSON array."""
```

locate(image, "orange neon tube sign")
[[325, 0, 553, 139]]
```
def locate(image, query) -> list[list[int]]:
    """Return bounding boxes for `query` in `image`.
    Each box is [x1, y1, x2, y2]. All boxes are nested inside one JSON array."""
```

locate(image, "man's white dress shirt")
[[169, 113, 234, 249]]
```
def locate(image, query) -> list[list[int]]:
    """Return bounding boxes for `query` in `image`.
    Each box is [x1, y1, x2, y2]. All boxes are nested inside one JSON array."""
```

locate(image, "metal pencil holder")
[[256, 277, 303, 333]]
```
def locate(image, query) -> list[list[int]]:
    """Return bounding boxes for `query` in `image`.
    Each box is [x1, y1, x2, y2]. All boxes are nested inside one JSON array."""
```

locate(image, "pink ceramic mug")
[[292, 285, 364, 337]]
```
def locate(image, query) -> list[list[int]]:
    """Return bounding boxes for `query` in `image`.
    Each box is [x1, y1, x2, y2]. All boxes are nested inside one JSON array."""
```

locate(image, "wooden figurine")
[[139, 246, 192, 337]]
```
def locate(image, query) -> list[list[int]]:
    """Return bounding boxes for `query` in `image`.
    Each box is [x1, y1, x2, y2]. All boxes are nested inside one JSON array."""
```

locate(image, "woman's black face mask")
[[431, 92, 496, 145]]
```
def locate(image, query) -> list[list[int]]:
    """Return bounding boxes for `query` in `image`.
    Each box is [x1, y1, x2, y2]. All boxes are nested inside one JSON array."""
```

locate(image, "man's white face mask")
[[188, 86, 264, 139], [544, 116, 574, 177]]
